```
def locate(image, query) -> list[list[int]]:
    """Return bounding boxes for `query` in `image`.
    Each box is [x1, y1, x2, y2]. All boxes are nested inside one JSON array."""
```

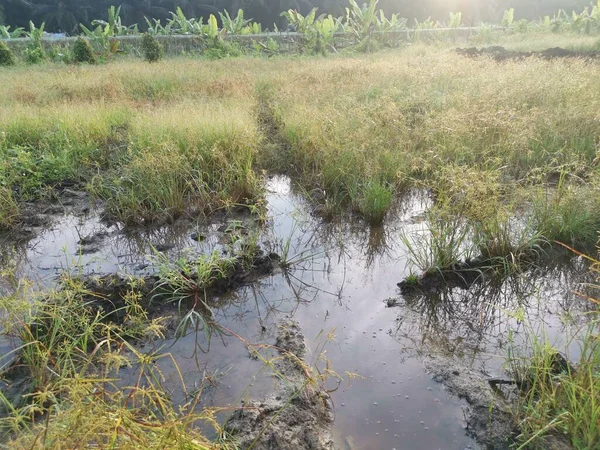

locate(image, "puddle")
[[0, 176, 596, 449]]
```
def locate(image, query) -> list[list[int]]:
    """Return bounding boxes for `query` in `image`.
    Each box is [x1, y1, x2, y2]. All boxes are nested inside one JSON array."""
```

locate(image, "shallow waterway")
[[0, 176, 595, 449]]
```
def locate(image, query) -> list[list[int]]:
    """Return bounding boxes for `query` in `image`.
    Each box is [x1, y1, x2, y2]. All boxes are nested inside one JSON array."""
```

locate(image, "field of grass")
[[1, 34, 600, 448], [1, 35, 599, 234]]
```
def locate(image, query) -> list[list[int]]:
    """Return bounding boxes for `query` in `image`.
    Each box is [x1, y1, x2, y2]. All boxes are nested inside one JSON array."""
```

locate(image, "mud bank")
[[425, 358, 517, 449], [456, 46, 600, 61], [76, 249, 280, 324], [1, 187, 95, 242], [226, 320, 335, 450]]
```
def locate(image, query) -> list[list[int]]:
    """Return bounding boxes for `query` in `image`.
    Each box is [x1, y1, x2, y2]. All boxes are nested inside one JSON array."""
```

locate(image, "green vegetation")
[[2, 1, 600, 62], [3, 0, 600, 37], [505, 259, 600, 450], [141, 32, 162, 62], [0, 9, 599, 447], [72, 36, 95, 64], [0, 268, 230, 449], [0, 41, 15, 66], [0, 252, 342, 449], [533, 181, 600, 249], [23, 21, 45, 64], [0, 36, 599, 238]]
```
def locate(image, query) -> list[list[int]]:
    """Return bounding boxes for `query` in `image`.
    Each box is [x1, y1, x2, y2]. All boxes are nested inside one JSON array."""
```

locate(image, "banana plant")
[[376, 10, 407, 32], [219, 9, 251, 34], [345, 0, 379, 39], [281, 8, 318, 34], [549, 10, 568, 33], [242, 22, 262, 35], [27, 21, 45, 43], [167, 7, 204, 35], [24, 21, 45, 63], [144, 18, 171, 35], [312, 14, 340, 54], [0, 25, 26, 39], [448, 12, 462, 29], [501, 8, 514, 27], [90, 6, 133, 37], [281, 9, 340, 55], [204, 14, 221, 39], [414, 17, 438, 30]]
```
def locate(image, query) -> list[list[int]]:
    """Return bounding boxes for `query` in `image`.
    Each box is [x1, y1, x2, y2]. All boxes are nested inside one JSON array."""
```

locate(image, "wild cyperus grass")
[[506, 325, 600, 450], [0, 272, 229, 449], [532, 181, 600, 249], [504, 248, 600, 449], [354, 180, 393, 225], [400, 206, 474, 274], [0, 187, 20, 229], [89, 103, 262, 224], [150, 249, 238, 340]]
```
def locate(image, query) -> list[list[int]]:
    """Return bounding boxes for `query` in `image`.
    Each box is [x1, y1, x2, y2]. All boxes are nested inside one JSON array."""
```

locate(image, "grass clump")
[[72, 37, 96, 64], [0, 42, 16, 67], [0, 187, 20, 229], [141, 33, 163, 63], [507, 327, 600, 450], [532, 181, 600, 249], [401, 206, 474, 274], [89, 102, 262, 225], [355, 180, 393, 225], [504, 251, 600, 449], [0, 45, 599, 236]]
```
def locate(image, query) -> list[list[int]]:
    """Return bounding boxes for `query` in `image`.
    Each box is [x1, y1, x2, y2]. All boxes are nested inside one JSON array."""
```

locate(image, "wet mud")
[[425, 358, 517, 450], [226, 320, 335, 450], [1, 187, 95, 242]]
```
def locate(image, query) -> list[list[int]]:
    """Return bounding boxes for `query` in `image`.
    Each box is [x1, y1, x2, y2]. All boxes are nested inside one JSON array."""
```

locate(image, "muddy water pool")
[[0, 176, 595, 450]]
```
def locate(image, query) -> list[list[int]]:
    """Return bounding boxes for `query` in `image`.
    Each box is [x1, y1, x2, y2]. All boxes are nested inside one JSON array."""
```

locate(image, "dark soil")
[[456, 46, 600, 62]]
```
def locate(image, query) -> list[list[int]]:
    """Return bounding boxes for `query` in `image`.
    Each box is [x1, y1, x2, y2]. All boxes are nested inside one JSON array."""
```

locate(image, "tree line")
[[0, 0, 594, 34]]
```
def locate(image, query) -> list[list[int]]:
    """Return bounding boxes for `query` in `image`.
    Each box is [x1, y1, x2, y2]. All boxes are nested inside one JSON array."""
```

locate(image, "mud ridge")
[[225, 320, 335, 450], [456, 45, 600, 61], [77, 249, 280, 324], [1, 187, 95, 242]]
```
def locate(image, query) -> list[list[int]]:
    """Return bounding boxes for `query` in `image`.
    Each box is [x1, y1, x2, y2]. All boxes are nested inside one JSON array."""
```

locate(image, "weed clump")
[[507, 326, 600, 449], [72, 37, 96, 64], [532, 182, 600, 249], [0, 273, 225, 448], [0, 187, 19, 228], [0, 41, 16, 66], [141, 33, 163, 63], [355, 180, 393, 225]]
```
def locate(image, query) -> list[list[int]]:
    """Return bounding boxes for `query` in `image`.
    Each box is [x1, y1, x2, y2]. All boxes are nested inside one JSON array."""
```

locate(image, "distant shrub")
[[72, 37, 95, 64], [141, 33, 163, 63], [0, 41, 16, 66]]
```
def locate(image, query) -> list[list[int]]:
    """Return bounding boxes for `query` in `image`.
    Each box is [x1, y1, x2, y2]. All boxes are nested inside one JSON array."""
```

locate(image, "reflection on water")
[[1, 176, 597, 449]]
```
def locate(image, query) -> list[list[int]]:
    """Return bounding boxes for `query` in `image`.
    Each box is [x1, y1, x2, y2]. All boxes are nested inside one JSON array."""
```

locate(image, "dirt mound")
[[456, 46, 600, 62], [225, 320, 335, 450]]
